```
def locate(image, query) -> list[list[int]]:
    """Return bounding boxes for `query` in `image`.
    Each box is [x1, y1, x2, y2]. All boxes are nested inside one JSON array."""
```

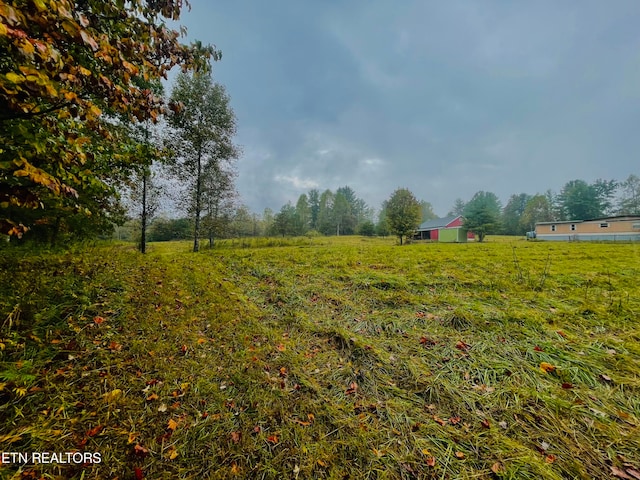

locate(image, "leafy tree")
[[148, 217, 192, 242], [376, 203, 390, 236], [502, 193, 531, 235], [520, 194, 553, 232], [557, 179, 616, 220], [307, 189, 320, 230], [463, 191, 502, 242], [333, 190, 352, 235], [202, 161, 236, 247], [294, 194, 311, 235], [317, 189, 335, 235], [617, 174, 640, 214], [448, 198, 466, 216], [358, 220, 376, 236], [166, 71, 239, 252], [420, 200, 438, 222], [385, 188, 421, 245], [0, 0, 214, 236], [272, 203, 296, 237]]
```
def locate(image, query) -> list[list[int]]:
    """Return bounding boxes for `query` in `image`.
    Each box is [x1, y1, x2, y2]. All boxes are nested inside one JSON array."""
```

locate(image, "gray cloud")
[[177, 0, 640, 216]]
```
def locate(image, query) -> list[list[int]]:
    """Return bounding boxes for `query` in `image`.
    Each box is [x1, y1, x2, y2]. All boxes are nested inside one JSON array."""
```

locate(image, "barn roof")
[[417, 215, 460, 231]]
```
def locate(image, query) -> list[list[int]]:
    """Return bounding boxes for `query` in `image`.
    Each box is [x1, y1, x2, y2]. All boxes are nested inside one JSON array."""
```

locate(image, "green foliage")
[[502, 193, 531, 235], [384, 187, 421, 245], [463, 191, 502, 242], [558, 179, 617, 220], [617, 174, 640, 214], [521, 194, 553, 232], [166, 71, 239, 252]]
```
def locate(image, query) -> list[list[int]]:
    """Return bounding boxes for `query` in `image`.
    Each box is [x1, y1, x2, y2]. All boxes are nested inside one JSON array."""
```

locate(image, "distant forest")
[[115, 174, 639, 243]]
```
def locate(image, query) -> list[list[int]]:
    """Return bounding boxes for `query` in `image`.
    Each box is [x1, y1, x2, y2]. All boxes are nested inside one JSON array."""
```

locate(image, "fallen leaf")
[[317, 459, 327, 467], [556, 330, 567, 338], [230, 462, 240, 475], [455, 340, 470, 351], [600, 374, 612, 383], [103, 389, 122, 402], [167, 418, 178, 431], [267, 434, 279, 444], [426, 456, 436, 467], [449, 416, 461, 425], [372, 448, 384, 457], [611, 466, 635, 479], [545, 454, 556, 464], [491, 462, 504, 473], [539, 362, 556, 373], [230, 431, 241, 443], [133, 444, 149, 457], [481, 419, 490, 428], [433, 415, 446, 426], [134, 466, 144, 480], [276, 344, 286, 352], [197, 338, 207, 345], [86, 425, 103, 437], [158, 403, 167, 412], [146, 393, 159, 401], [534, 346, 543, 352], [455, 451, 465, 459], [561, 383, 574, 389], [93, 316, 105, 324], [345, 382, 358, 395]]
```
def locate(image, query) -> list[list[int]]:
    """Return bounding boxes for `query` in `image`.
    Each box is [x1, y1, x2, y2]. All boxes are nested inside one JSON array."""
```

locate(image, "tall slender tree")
[[166, 71, 239, 252]]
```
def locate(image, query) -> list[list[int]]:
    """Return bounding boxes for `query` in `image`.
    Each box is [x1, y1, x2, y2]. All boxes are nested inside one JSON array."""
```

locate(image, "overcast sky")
[[173, 1, 640, 216]]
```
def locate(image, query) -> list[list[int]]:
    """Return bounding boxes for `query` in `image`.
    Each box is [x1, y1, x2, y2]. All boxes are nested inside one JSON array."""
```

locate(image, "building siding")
[[535, 216, 640, 241]]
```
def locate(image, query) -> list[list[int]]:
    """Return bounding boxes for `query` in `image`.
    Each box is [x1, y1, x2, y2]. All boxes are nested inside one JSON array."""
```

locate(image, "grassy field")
[[1, 237, 639, 479]]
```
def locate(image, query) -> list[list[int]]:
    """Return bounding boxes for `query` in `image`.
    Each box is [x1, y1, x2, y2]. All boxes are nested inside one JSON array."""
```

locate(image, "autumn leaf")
[[426, 456, 436, 467], [534, 345, 543, 352], [455, 340, 470, 351], [134, 466, 144, 480], [455, 451, 465, 459], [167, 418, 178, 431], [230, 431, 241, 443], [103, 389, 122, 402], [93, 316, 105, 324], [433, 415, 446, 426], [133, 444, 149, 457], [267, 434, 279, 444], [491, 462, 504, 474], [561, 383, 574, 389], [86, 425, 103, 437], [276, 344, 286, 352], [481, 419, 491, 428], [345, 382, 358, 395], [545, 454, 556, 464], [539, 362, 556, 373], [146, 393, 159, 401]]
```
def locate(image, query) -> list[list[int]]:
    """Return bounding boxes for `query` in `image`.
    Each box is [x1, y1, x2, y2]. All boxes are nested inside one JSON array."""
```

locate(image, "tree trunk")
[[139, 171, 147, 253], [193, 149, 202, 252]]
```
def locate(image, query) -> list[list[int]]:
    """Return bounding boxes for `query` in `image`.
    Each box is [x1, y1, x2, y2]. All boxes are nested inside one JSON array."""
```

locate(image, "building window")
[[570, 224, 576, 231], [633, 223, 640, 230], [551, 225, 556, 232], [600, 223, 609, 228]]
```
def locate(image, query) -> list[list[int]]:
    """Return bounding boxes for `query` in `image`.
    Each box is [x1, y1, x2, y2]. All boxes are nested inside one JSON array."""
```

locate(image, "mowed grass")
[[1, 237, 639, 479]]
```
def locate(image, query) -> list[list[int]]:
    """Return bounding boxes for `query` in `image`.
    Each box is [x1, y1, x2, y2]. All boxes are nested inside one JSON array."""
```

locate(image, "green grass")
[[1, 237, 639, 479]]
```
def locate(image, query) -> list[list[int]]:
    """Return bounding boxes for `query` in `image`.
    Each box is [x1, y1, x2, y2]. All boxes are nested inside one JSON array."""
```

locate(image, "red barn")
[[415, 215, 474, 242]]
